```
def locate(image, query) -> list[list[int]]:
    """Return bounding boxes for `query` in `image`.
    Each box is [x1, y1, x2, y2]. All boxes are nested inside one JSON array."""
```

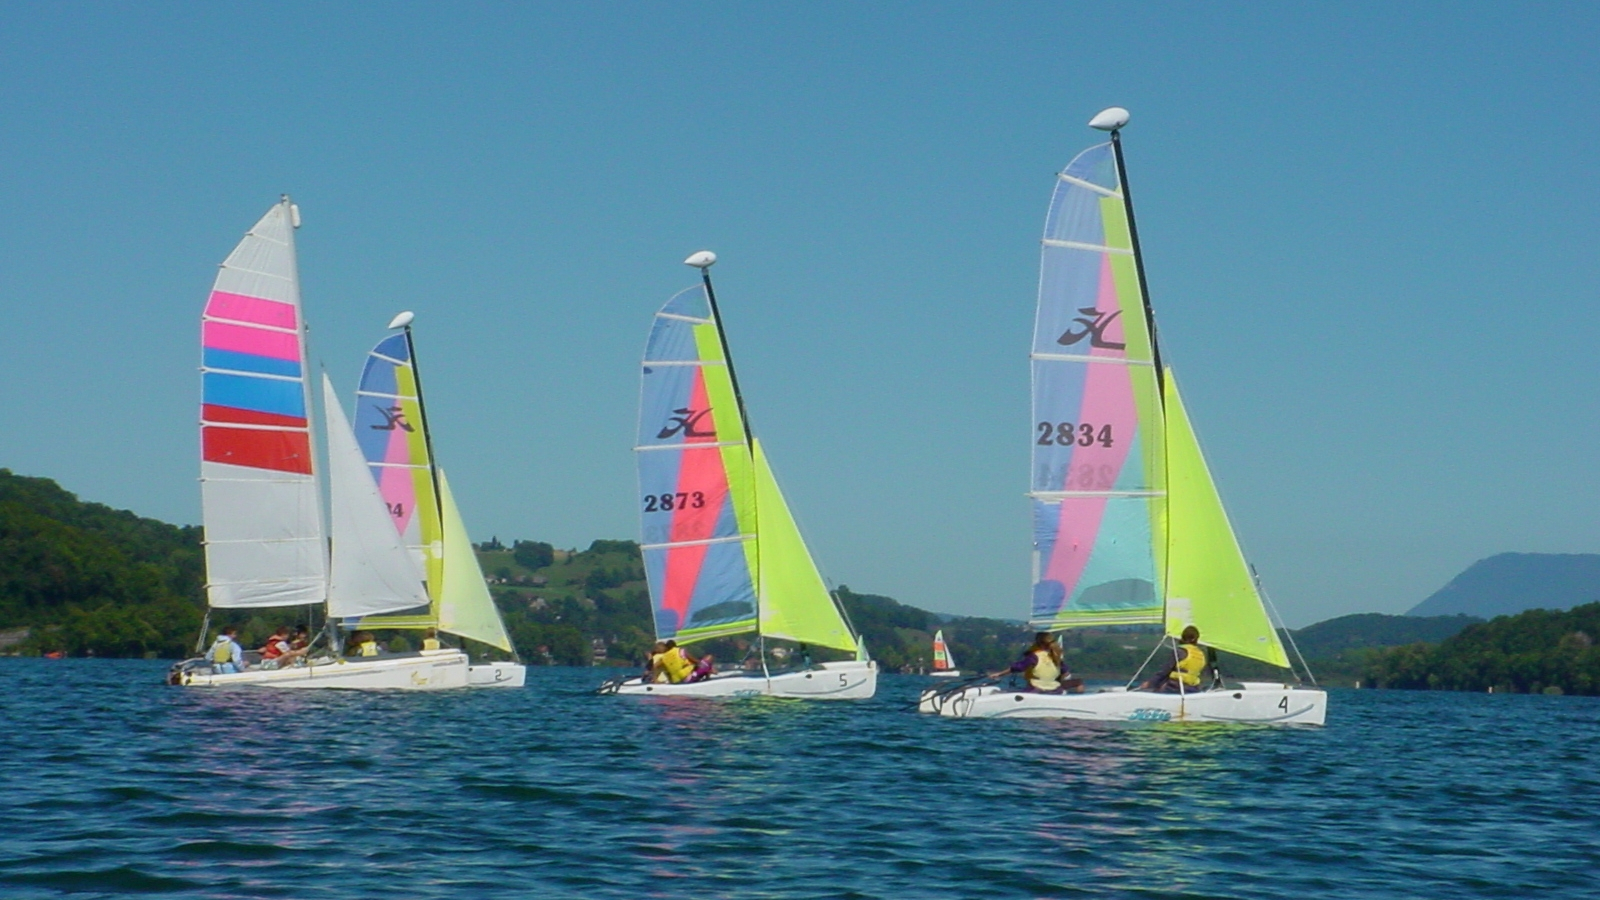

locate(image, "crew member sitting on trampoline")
[[994, 632, 1084, 694], [1140, 625, 1210, 692]]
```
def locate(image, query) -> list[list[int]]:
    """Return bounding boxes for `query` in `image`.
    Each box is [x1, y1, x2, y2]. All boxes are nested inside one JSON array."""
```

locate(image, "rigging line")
[[1253, 564, 1317, 685]]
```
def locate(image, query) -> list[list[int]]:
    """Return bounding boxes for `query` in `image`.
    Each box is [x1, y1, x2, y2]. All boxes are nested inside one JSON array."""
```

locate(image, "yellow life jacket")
[[422, 637, 441, 651], [209, 638, 238, 664], [1173, 643, 1206, 687], [660, 648, 694, 684], [1026, 649, 1062, 692], [359, 640, 379, 657]]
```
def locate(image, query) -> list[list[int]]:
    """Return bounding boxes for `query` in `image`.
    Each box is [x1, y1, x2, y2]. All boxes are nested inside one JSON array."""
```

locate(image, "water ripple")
[[2, 659, 1597, 898]]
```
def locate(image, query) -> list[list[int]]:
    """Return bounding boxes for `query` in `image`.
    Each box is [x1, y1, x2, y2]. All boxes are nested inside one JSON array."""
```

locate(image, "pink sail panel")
[[204, 291, 298, 329], [202, 320, 301, 361], [659, 369, 731, 630]]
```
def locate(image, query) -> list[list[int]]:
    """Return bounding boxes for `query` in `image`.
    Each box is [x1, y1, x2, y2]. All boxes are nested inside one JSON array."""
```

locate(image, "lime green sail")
[[435, 468, 513, 652], [1160, 371, 1289, 668], [752, 439, 858, 655]]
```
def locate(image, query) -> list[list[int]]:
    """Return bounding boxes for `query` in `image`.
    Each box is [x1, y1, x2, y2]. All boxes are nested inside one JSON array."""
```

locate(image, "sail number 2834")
[[1037, 422, 1114, 448], [643, 492, 706, 512]]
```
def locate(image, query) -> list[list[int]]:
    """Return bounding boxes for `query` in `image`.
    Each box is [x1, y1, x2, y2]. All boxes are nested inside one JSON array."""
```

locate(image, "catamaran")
[[175, 198, 470, 689], [920, 109, 1326, 724], [348, 312, 526, 688], [929, 629, 961, 678], [601, 252, 876, 700]]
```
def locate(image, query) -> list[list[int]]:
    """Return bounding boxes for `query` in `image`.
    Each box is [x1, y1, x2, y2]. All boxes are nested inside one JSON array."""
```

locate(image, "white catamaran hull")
[[468, 662, 526, 688], [175, 649, 470, 690], [605, 659, 877, 700], [918, 681, 1326, 725]]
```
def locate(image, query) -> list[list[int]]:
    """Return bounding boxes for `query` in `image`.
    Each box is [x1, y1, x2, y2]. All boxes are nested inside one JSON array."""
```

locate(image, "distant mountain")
[[1407, 553, 1600, 618]]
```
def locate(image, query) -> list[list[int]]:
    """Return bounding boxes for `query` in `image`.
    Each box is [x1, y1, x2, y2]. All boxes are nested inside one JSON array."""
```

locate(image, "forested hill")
[[1363, 602, 1600, 695], [0, 470, 204, 657]]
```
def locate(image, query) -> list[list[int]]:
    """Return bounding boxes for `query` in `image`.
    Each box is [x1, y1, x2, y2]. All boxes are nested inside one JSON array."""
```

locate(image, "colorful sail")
[[1030, 142, 1167, 629], [1161, 373, 1289, 667], [322, 375, 430, 619], [354, 332, 442, 598], [932, 629, 956, 671], [199, 199, 326, 609], [752, 439, 857, 655], [435, 469, 514, 652], [637, 285, 759, 644]]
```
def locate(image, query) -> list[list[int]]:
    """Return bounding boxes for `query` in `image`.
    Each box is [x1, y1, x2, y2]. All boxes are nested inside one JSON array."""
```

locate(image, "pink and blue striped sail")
[[198, 199, 326, 610], [354, 332, 440, 592], [636, 285, 759, 644], [1030, 142, 1167, 629]]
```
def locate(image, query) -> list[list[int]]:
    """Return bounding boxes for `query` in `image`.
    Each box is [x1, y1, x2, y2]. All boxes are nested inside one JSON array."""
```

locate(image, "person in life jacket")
[[995, 632, 1084, 693], [347, 631, 380, 658], [422, 628, 441, 652], [657, 640, 695, 684], [259, 627, 291, 665], [1142, 625, 1209, 692], [206, 627, 246, 674]]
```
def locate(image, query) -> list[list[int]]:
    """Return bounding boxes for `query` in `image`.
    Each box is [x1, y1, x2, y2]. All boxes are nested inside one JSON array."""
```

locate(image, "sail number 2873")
[[1037, 422, 1114, 448], [643, 492, 706, 512]]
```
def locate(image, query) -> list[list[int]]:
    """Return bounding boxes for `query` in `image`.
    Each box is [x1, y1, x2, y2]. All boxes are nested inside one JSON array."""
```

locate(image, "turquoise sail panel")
[[1029, 142, 1167, 629]]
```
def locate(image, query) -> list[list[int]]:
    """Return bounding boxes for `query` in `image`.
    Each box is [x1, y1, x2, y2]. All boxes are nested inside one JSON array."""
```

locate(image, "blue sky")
[[1, 3, 1596, 626]]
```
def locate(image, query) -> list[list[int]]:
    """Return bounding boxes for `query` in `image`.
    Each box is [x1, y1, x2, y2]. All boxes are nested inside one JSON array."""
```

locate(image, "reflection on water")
[[1, 660, 1597, 899]]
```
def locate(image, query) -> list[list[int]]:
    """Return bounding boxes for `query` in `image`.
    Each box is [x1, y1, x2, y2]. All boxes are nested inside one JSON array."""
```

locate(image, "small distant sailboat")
[[349, 313, 526, 688], [177, 198, 470, 689], [920, 110, 1326, 724], [602, 252, 876, 700], [929, 629, 961, 678]]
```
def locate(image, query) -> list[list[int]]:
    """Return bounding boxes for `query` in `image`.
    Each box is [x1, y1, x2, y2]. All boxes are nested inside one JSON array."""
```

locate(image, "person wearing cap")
[[1141, 625, 1208, 692]]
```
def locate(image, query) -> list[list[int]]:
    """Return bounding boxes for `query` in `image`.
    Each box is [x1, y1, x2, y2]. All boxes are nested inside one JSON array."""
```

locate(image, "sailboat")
[[349, 313, 526, 688], [919, 109, 1326, 724], [602, 252, 877, 699], [175, 198, 470, 689], [929, 629, 961, 678]]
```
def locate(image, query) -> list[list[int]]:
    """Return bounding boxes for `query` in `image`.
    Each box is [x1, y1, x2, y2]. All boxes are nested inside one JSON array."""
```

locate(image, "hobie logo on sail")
[[1057, 306, 1125, 351], [370, 405, 415, 433], [658, 407, 715, 439]]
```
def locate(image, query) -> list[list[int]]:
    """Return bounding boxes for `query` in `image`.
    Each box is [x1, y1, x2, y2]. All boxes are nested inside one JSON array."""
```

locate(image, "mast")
[[685, 251, 763, 611], [1096, 111, 1166, 398], [393, 312, 447, 617]]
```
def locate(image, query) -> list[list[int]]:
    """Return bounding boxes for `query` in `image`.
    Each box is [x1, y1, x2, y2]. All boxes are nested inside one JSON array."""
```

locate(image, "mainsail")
[[354, 332, 442, 595], [199, 199, 327, 609], [1030, 142, 1166, 629], [636, 285, 759, 643], [932, 629, 956, 671]]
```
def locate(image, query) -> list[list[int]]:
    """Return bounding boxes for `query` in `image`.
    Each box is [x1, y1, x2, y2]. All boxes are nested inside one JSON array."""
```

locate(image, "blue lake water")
[[1, 659, 1596, 899]]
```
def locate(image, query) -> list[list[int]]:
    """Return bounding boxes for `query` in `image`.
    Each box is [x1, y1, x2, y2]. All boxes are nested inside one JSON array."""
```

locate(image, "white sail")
[[199, 199, 326, 609], [323, 375, 430, 619], [436, 468, 514, 652]]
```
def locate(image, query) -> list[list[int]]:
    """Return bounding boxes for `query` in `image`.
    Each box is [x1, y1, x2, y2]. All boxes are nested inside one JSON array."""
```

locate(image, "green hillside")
[[1362, 602, 1600, 695], [0, 470, 205, 657]]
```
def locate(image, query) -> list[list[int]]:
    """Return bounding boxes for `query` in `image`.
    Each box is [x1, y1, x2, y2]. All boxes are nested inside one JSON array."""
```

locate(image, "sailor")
[[422, 628, 441, 652], [206, 627, 246, 674], [259, 627, 291, 666], [1142, 625, 1208, 692], [657, 640, 695, 684], [645, 641, 668, 682], [995, 632, 1082, 693]]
